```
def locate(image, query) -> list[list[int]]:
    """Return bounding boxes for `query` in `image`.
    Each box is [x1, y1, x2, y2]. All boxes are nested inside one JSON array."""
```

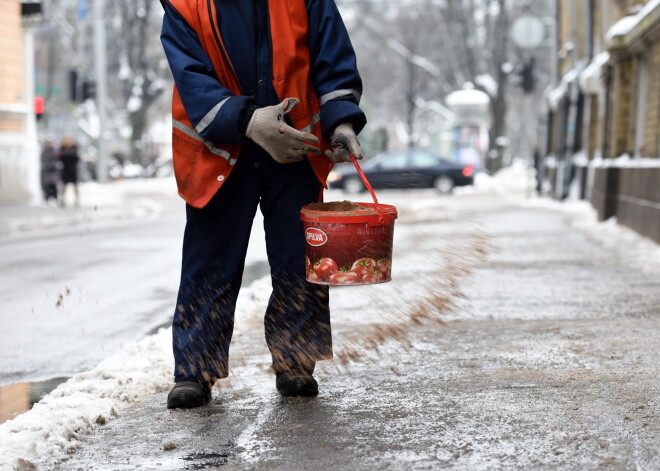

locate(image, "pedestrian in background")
[[40, 139, 60, 205], [58, 137, 80, 207], [533, 145, 542, 196], [160, 0, 366, 408]]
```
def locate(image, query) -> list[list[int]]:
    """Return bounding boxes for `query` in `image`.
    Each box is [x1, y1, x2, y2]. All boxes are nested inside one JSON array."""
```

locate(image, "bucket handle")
[[350, 153, 387, 225]]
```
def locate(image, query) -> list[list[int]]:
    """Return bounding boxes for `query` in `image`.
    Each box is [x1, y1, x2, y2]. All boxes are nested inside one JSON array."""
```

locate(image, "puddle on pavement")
[[0, 377, 69, 425]]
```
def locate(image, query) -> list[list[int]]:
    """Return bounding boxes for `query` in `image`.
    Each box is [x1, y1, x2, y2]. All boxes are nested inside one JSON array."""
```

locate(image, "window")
[[379, 152, 408, 170], [410, 152, 440, 169]]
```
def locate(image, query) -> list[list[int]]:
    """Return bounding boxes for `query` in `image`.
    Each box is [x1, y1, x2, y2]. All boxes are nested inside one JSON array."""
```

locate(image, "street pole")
[[510, 7, 544, 197], [93, 0, 108, 183], [523, 83, 534, 198], [519, 58, 536, 199]]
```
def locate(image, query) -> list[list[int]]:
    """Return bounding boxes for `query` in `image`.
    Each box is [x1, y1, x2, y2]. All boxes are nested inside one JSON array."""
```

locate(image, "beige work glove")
[[246, 97, 321, 164], [324, 123, 363, 163]]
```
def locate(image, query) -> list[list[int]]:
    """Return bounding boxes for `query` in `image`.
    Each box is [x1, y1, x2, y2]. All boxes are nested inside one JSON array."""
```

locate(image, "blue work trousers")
[[172, 148, 332, 384]]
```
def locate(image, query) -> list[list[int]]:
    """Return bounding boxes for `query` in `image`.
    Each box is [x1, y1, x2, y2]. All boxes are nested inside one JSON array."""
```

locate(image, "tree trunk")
[[487, 0, 509, 173], [406, 58, 417, 149]]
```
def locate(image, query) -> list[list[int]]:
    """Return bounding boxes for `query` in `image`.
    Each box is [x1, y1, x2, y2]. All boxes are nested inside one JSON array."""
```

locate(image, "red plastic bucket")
[[301, 155, 398, 286]]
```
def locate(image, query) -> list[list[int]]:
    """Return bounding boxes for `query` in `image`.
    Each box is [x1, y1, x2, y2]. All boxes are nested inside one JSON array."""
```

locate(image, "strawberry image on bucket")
[[300, 155, 397, 286]]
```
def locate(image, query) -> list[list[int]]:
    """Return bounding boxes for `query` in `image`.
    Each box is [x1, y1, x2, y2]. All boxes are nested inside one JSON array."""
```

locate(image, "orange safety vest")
[[167, 0, 333, 208]]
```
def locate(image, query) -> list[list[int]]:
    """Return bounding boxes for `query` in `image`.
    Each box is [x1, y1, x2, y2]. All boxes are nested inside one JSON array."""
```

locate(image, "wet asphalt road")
[[53, 193, 660, 470], [0, 184, 270, 386]]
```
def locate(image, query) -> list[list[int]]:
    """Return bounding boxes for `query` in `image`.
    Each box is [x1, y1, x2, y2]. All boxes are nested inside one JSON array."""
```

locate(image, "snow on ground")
[[2, 177, 179, 235], [1, 167, 658, 470], [455, 160, 533, 198], [69, 176, 178, 211], [0, 273, 273, 471], [0, 330, 172, 470], [590, 155, 660, 167], [523, 198, 660, 273], [0, 180, 462, 469]]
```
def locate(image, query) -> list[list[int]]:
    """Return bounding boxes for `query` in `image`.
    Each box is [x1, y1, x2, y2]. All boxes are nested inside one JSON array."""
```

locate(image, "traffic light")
[[69, 69, 78, 102], [82, 80, 96, 101], [34, 96, 45, 120], [68, 71, 96, 102], [516, 57, 535, 94]]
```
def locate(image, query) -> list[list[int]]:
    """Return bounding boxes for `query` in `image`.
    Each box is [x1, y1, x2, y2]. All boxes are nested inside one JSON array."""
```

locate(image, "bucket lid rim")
[[300, 202, 398, 224], [301, 202, 397, 215]]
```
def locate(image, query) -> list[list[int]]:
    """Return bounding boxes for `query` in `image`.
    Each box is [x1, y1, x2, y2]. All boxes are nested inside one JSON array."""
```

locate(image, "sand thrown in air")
[[321, 228, 494, 371]]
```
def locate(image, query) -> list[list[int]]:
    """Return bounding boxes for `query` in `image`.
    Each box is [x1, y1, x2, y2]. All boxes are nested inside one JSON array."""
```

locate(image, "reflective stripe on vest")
[[195, 97, 231, 135], [300, 111, 321, 134], [319, 89, 362, 106], [173, 119, 236, 164]]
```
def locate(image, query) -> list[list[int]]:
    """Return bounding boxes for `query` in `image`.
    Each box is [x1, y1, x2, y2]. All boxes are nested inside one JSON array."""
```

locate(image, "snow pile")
[[0, 329, 172, 471], [446, 87, 490, 106], [572, 214, 660, 273], [590, 155, 660, 168], [474, 74, 497, 97], [580, 51, 610, 93], [523, 199, 660, 272], [3, 177, 179, 235], [79, 176, 178, 207], [607, 15, 639, 39], [0, 272, 274, 471], [606, 0, 660, 42], [456, 160, 531, 197]]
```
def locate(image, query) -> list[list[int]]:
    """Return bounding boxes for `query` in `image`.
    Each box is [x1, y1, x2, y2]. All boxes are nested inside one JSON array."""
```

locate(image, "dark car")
[[327, 149, 475, 194]]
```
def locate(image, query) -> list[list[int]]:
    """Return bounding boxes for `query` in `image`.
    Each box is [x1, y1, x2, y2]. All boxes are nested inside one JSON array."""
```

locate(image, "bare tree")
[[34, 0, 171, 169], [106, 0, 170, 165], [341, 0, 518, 169], [348, 0, 455, 149]]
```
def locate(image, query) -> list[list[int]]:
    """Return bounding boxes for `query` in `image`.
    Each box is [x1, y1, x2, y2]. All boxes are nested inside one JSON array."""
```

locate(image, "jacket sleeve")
[[307, 0, 367, 140], [160, 3, 252, 144]]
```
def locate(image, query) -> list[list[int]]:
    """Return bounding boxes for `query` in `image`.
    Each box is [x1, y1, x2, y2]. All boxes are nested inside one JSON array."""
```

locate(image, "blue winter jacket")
[[160, 0, 366, 149]]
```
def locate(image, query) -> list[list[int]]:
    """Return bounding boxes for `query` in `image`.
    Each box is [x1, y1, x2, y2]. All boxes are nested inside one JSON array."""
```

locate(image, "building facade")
[[546, 1, 659, 176], [544, 0, 660, 242], [0, 0, 40, 204]]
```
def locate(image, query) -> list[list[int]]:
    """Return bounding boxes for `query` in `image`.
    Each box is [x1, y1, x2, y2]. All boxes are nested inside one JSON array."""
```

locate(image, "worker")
[[160, 0, 366, 408]]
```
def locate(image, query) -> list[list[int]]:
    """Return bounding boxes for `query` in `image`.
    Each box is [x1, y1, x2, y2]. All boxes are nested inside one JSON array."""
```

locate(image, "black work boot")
[[276, 372, 319, 397], [167, 381, 212, 409]]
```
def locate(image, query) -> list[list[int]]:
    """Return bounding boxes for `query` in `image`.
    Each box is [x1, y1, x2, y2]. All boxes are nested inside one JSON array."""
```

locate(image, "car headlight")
[[327, 171, 343, 183]]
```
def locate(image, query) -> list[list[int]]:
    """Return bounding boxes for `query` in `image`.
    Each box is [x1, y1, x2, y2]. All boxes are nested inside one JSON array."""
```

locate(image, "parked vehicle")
[[327, 149, 475, 194]]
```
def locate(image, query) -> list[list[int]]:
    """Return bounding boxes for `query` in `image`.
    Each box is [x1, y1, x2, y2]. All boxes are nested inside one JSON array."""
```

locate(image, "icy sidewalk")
[[0, 178, 179, 235], [0, 187, 489, 470], [1, 185, 660, 470]]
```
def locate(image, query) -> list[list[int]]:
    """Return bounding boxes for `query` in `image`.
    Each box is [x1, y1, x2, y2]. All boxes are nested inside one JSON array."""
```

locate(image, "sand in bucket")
[[301, 155, 398, 286]]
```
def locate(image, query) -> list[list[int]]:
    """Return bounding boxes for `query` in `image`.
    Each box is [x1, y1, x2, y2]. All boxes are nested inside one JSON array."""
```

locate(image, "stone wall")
[[590, 166, 619, 221], [610, 57, 634, 157], [0, 0, 24, 134], [644, 40, 660, 158], [617, 167, 660, 243], [590, 165, 660, 244]]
